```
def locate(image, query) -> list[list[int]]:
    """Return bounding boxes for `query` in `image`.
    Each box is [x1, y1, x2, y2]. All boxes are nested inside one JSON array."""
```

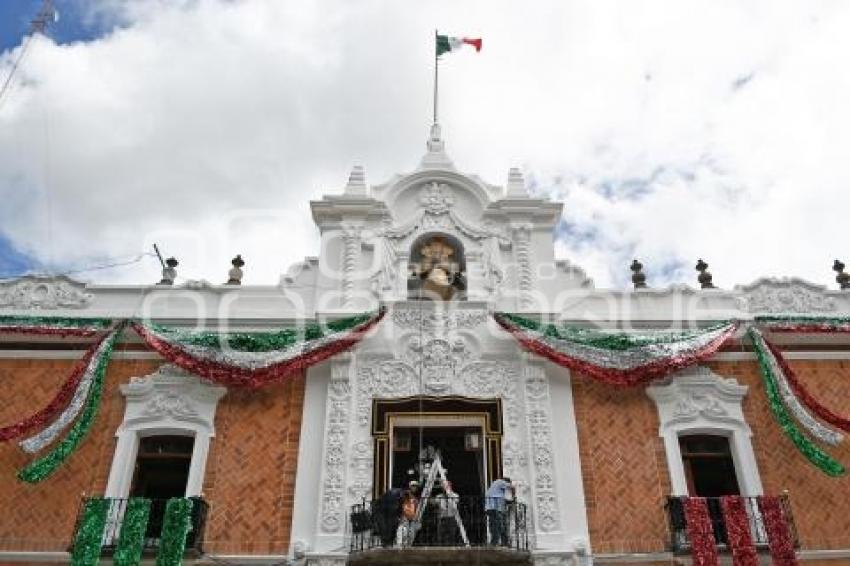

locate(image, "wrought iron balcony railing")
[[349, 495, 529, 553], [71, 496, 209, 556], [665, 495, 798, 553]]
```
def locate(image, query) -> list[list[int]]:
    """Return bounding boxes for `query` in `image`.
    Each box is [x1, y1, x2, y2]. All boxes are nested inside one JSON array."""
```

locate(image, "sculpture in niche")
[[407, 233, 467, 300]]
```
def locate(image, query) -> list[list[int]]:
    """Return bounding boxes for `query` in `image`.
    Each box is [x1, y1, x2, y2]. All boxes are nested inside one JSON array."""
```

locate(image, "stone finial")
[[344, 165, 367, 196], [159, 257, 178, 285], [227, 255, 245, 285], [506, 167, 528, 197], [630, 259, 648, 289], [834, 259, 850, 290], [695, 259, 715, 289], [419, 123, 455, 170]]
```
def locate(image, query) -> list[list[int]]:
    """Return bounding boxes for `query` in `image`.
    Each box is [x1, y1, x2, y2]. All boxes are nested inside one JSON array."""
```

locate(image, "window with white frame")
[[646, 366, 763, 497], [104, 365, 227, 500]]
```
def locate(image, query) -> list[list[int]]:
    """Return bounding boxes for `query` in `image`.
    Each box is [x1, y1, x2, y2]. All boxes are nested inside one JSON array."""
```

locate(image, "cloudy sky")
[[0, 0, 847, 289]]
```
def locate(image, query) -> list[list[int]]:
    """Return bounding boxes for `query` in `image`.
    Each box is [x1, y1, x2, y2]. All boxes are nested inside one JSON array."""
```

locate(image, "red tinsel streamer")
[[493, 315, 737, 386], [765, 340, 850, 433], [684, 497, 719, 566], [0, 326, 99, 338], [0, 332, 106, 441], [131, 309, 386, 389], [720, 496, 758, 566], [758, 496, 798, 566]]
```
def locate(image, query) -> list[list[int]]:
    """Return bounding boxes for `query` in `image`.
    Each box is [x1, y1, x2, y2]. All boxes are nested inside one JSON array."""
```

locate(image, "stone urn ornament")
[[159, 257, 179, 285], [227, 255, 245, 285]]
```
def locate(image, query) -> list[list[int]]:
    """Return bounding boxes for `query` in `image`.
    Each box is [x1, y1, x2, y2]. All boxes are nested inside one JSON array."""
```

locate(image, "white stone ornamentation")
[[419, 182, 455, 214], [0, 276, 93, 309], [319, 356, 353, 533], [737, 277, 837, 313]]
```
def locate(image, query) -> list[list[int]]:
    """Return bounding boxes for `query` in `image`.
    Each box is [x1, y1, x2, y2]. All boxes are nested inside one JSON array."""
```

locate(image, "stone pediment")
[[736, 277, 836, 314], [0, 275, 93, 310]]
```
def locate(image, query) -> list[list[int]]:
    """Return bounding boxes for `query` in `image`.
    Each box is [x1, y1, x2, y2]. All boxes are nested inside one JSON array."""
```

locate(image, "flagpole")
[[433, 29, 439, 125]]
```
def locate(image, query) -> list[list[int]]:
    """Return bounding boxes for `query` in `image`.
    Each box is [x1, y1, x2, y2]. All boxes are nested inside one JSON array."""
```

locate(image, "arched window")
[[408, 233, 467, 301]]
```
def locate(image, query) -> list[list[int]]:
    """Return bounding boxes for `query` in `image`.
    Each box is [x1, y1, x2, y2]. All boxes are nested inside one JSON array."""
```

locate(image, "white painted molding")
[[104, 364, 227, 498], [646, 366, 763, 497]]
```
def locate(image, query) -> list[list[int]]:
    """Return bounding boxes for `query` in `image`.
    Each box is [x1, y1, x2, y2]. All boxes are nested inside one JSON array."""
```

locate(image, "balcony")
[[664, 495, 799, 553], [348, 496, 530, 565], [71, 496, 209, 557]]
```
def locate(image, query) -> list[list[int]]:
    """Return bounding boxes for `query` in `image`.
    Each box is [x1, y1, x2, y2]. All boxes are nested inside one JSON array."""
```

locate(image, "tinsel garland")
[[766, 340, 850, 433], [748, 328, 845, 477], [758, 496, 798, 566], [683, 497, 718, 566], [131, 308, 385, 388], [148, 311, 375, 352], [750, 329, 843, 446], [18, 326, 121, 483], [0, 316, 112, 337], [0, 337, 102, 442], [720, 496, 758, 566], [756, 315, 850, 333], [156, 498, 194, 566], [494, 313, 737, 386], [113, 498, 151, 566], [70, 497, 110, 566], [20, 333, 117, 453], [498, 313, 732, 350]]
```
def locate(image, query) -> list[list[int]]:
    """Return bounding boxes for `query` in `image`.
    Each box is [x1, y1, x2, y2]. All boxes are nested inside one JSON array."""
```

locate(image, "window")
[[131, 435, 195, 499], [679, 435, 740, 497], [646, 367, 763, 497]]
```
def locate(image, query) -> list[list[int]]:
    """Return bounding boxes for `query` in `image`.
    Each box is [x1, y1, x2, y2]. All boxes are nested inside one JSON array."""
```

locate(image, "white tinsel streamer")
[[525, 323, 734, 371], [751, 328, 843, 446], [19, 331, 116, 454], [145, 325, 353, 370]]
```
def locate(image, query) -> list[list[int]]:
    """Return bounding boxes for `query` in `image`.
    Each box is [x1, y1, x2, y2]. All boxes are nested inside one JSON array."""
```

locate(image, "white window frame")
[[104, 365, 227, 498], [646, 366, 763, 497]]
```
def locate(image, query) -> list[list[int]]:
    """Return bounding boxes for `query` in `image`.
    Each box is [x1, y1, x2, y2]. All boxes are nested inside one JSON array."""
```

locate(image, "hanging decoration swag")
[[748, 327, 845, 477], [18, 326, 121, 483], [683, 497, 719, 566], [132, 308, 385, 388], [493, 313, 737, 386], [720, 496, 759, 566]]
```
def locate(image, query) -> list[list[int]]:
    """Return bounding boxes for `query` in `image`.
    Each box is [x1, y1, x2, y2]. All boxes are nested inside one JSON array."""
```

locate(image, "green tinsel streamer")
[[156, 498, 194, 566], [0, 315, 113, 329], [499, 313, 732, 351], [748, 328, 845, 477], [148, 311, 374, 352], [17, 329, 119, 483], [70, 498, 110, 566], [113, 498, 152, 566], [756, 315, 850, 324]]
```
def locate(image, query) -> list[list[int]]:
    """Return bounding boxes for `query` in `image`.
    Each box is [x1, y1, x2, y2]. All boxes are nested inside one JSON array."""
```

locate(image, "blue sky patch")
[[0, 232, 37, 277], [0, 1, 115, 53]]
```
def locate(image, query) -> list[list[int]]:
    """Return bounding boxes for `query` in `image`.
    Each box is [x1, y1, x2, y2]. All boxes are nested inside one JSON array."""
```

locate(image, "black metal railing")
[[665, 495, 798, 552], [349, 495, 528, 553], [71, 496, 208, 556]]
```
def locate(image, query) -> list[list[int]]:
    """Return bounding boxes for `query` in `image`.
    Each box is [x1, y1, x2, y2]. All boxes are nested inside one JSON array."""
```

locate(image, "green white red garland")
[[18, 326, 121, 483], [19, 332, 118, 454], [493, 313, 738, 386], [748, 327, 845, 477], [131, 308, 386, 388]]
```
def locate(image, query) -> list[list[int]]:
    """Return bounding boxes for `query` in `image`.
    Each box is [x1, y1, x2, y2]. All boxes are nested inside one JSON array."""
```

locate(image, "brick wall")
[[573, 359, 850, 555], [0, 357, 305, 557]]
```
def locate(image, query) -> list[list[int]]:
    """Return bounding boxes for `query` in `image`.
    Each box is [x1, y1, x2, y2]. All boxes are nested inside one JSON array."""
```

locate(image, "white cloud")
[[0, 0, 848, 288]]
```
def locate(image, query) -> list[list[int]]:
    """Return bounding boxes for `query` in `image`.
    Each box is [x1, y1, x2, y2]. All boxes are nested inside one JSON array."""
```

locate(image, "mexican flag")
[[436, 34, 482, 57]]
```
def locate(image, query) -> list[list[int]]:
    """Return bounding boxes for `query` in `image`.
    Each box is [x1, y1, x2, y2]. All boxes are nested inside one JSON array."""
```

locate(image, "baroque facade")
[[1, 127, 850, 565]]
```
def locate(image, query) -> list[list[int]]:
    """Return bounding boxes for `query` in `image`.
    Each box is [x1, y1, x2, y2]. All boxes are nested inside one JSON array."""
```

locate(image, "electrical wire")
[[0, 252, 157, 282]]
